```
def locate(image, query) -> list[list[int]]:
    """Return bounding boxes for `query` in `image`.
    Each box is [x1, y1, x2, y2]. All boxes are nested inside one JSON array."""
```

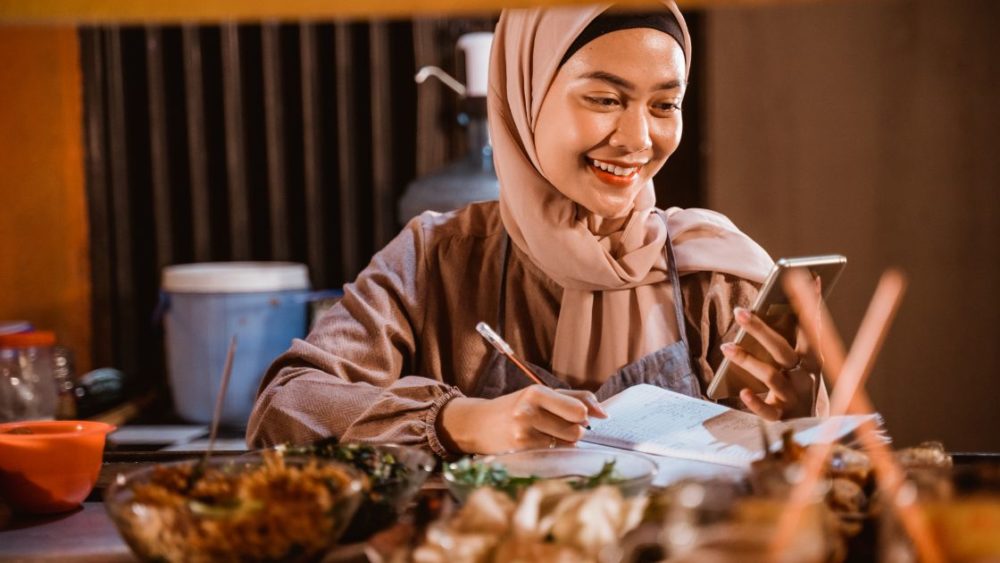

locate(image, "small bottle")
[[0, 331, 59, 422], [52, 346, 78, 419]]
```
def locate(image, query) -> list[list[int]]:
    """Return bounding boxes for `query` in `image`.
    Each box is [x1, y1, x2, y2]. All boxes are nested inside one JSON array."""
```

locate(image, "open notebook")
[[583, 384, 883, 468]]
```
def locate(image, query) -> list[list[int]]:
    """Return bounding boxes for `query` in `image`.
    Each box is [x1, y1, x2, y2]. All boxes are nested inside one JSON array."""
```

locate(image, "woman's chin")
[[585, 193, 642, 220]]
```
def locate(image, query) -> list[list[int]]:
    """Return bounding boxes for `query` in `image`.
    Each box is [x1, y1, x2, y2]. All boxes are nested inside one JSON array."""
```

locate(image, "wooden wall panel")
[[705, 0, 1000, 450], [0, 27, 90, 372]]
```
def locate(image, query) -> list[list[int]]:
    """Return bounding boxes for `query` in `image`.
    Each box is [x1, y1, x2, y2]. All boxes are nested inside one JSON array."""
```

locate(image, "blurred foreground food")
[[104, 450, 364, 562]]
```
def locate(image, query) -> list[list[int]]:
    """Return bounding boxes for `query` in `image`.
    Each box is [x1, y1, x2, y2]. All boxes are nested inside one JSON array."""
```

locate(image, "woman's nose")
[[610, 107, 653, 154]]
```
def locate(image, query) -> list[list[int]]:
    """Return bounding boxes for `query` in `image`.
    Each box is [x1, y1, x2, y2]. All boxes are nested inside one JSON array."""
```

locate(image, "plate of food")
[[276, 438, 435, 541], [104, 450, 365, 562]]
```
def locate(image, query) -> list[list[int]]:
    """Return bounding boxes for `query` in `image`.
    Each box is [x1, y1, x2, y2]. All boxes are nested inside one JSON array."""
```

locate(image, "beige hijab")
[[489, 3, 773, 384]]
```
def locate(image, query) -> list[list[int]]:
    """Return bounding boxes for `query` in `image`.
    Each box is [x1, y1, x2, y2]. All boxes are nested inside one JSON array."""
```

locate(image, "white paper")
[[108, 425, 208, 446], [162, 437, 249, 452], [583, 384, 880, 468]]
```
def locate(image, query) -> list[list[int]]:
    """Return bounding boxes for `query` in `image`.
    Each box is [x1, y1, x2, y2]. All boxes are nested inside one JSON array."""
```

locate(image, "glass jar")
[[657, 474, 835, 563], [880, 462, 1000, 562], [0, 331, 59, 422]]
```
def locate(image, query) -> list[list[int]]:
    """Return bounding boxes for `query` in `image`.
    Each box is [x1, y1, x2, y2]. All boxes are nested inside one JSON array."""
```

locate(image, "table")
[[0, 503, 132, 562], [0, 450, 428, 563], [2, 451, 996, 562]]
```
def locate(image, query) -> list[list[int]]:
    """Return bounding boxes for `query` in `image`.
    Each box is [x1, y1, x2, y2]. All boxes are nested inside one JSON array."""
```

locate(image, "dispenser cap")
[[457, 32, 493, 98]]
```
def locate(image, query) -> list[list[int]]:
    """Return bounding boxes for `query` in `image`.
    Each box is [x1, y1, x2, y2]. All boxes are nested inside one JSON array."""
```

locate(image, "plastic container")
[[0, 420, 115, 513], [161, 262, 312, 427], [0, 331, 59, 423]]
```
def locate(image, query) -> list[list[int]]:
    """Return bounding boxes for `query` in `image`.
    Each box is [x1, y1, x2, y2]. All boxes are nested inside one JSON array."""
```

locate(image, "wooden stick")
[[203, 335, 237, 465], [769, 269, 944, 563]]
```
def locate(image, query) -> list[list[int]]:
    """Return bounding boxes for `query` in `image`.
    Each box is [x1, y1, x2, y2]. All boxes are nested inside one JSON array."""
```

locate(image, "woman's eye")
[[653, 102, 682, 114], [584, 96, 621, 108]]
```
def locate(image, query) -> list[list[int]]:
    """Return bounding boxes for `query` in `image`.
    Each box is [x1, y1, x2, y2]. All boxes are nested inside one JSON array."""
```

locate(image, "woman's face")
[[534, 27, 686, 219]]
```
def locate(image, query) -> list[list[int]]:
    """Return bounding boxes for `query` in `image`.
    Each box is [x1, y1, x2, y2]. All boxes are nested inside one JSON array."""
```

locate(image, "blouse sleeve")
[[245, 216, 462, 457]]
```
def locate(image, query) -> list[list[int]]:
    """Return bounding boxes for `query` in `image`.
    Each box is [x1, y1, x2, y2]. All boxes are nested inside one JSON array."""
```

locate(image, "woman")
[[247, 2, 827, 456]]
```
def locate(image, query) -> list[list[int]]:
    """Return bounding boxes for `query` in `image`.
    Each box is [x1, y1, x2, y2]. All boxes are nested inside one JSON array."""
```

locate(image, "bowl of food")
[[104, 450, 365, 562], [277, 439, 435, 542], [443, 447, 657, 502], [0, 420, 115, 514]]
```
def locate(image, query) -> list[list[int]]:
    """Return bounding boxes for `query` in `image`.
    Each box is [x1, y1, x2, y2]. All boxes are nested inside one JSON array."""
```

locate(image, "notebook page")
[[583, 384, 766, 467], [776, 413, 888, 446], [584, 384, 883, 468]]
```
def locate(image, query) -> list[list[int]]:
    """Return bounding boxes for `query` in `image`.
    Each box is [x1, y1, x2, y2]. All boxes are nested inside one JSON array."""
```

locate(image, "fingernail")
[[721, 342, 735, 355], [735, 308, 750, 323], [587, 395, 609, 418]]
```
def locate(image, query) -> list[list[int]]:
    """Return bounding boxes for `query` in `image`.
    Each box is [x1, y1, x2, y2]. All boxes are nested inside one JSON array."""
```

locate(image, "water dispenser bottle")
[[398, 32, 499, 223]]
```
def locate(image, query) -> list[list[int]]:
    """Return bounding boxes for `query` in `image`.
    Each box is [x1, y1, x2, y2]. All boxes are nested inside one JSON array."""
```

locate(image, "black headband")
[[559, 10, 686, 68]]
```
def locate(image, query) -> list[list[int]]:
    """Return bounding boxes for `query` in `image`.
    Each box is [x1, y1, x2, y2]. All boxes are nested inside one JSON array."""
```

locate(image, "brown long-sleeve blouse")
[[246, 202, 780, 456]]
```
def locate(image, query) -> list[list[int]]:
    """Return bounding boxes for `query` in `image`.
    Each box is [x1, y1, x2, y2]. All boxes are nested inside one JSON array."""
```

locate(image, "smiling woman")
[[248, 2, 829, 458], [535, 26, 686, 220]]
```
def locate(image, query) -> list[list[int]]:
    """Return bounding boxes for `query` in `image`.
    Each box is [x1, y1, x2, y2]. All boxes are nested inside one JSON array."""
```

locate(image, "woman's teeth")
[[590, 158, 639, 177]]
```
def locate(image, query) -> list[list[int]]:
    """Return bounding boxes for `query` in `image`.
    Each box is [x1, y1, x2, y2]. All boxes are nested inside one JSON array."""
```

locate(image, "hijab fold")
[[489, 2, 773, 384]]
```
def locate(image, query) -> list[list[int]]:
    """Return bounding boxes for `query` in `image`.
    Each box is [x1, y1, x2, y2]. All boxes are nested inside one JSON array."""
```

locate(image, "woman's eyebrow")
[[580, 70, 634, 90], [579, 70, 684, 92], [653, 79, 684, 91]]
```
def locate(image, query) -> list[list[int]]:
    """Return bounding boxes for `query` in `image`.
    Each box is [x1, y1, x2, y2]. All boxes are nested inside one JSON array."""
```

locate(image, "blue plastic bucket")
[[161, 262, 311, 427]]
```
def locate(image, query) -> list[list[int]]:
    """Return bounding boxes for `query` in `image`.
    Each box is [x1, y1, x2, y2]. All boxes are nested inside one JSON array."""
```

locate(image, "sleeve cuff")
[[424, 386, 464, 459]]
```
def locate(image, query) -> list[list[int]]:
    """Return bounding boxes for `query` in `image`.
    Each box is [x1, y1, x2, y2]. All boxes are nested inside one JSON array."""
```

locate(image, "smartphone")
[[706, 254, 847, 400]]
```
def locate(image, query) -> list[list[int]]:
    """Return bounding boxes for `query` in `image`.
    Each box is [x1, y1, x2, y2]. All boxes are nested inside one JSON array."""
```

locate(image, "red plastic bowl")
[[0, 420, 115, 513]]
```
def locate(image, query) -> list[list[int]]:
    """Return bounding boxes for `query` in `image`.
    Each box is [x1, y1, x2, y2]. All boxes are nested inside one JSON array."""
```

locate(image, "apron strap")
[[664, 221, 691, 352], [496, 231, 512, 335], [662, 212, 701, 390]]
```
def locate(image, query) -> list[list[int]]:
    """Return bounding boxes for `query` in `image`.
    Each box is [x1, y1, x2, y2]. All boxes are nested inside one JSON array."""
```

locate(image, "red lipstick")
[[586, 158, 641, 187]]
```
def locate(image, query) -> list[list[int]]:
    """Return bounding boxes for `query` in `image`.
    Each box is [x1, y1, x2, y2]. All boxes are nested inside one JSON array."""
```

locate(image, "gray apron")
[[471, 225, 701, 402]]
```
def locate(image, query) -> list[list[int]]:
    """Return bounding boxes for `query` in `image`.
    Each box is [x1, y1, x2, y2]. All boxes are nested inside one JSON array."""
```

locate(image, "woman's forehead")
[[561, 28, 686, 88]]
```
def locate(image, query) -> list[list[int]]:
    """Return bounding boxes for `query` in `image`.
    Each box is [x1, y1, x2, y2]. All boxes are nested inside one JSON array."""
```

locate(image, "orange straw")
[[769, 269, 944, 563]]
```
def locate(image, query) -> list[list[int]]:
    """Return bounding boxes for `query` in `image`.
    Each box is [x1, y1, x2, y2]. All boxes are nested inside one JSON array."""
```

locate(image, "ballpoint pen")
[[475, 321, 591, 430]]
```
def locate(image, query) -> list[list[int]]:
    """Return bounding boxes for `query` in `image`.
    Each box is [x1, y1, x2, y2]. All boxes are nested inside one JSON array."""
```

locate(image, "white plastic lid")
[[457, 32, 494, 98], [162, 262, 310, 293]]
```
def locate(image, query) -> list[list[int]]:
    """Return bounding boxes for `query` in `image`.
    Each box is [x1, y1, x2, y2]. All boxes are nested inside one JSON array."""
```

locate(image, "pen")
[[475, 321, 591, 430]]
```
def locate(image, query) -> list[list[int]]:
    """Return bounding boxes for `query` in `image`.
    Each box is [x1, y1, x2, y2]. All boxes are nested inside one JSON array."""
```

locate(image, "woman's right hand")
[[436, 385, 608, 454]]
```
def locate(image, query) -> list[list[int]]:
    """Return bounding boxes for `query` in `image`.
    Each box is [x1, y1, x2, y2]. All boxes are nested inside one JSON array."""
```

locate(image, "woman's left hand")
[[720, 307, 812, 420]]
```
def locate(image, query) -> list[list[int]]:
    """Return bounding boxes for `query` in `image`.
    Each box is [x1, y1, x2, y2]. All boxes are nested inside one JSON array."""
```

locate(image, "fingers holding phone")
[[721, 307, 807, 420]]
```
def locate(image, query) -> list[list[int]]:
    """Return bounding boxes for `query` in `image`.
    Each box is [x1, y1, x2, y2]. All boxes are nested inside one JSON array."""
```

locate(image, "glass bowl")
[[104, 452, 365, 562], [275, 440, 435, 542], [443, 447, 657, 502]]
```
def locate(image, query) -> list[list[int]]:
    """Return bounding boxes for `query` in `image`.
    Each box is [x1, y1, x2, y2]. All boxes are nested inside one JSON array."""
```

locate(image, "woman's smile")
[[586, 157, 645, 187]]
